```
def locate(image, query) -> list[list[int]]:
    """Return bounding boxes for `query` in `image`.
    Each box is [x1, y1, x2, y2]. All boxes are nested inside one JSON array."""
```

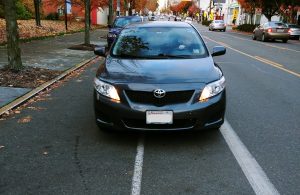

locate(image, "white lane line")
[[131, 136, 145, 195], [220, 120, 280, 195]]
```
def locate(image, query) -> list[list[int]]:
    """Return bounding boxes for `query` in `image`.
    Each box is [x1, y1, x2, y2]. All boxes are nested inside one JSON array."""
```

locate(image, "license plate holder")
[[146, 111, 173, 124], [277, 29, 284, 33]]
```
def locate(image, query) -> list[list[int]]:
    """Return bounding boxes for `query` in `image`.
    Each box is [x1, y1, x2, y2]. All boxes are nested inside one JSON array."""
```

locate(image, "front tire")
[[282, 39, 288, 43]]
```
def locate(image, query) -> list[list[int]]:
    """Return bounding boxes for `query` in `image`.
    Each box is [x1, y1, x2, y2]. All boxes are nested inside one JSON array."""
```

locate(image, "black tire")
[[282, 39, 288, 43], [252, 33, 256, 40], [223, 29, 226, 32]]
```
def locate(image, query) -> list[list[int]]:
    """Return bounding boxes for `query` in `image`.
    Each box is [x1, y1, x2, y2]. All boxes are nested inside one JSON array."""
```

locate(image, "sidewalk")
[[0, 29, 108, 109]]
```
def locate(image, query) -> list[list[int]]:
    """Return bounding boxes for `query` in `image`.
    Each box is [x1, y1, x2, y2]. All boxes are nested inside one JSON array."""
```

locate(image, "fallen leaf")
[[18, 116, 32, 123], [43, 151, 48, 155], [14, 110, 21, 114], [0, 145, 4, 150]]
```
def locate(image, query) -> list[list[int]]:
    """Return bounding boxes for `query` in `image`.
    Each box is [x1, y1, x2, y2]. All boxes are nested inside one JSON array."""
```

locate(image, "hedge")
[[236, 24, 259, 32]]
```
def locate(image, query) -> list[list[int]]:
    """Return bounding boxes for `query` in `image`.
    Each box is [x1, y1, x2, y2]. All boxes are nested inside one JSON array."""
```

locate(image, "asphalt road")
[[0, 22, 299, 195]]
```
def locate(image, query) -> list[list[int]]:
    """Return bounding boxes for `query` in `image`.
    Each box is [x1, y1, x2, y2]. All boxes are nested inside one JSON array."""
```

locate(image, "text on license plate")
[[146, 111, 173, 124], [277, 29, 284, 32]]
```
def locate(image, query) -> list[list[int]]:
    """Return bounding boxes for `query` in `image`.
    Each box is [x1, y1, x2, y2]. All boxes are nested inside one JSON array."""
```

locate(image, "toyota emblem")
[[153, 89, 166, 98]]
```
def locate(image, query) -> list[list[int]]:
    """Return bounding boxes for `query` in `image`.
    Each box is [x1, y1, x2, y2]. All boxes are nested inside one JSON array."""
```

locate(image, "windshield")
[[111, 27, 208, 59], [270, 22, 287, 27], [113, 17, 142, 28]]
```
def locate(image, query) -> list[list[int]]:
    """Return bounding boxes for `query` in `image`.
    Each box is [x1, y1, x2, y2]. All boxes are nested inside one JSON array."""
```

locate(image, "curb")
[[0, 56, 98, 116]]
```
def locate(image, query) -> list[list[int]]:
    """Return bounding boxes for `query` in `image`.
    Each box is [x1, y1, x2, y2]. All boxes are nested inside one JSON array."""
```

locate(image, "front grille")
[[125, 90, 194, 106], [123, 119, 196, 130]]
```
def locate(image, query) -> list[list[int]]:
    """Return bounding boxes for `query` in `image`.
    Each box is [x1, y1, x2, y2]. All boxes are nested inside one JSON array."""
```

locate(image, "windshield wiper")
[[156, 54, 191, 59], [115, 54, 147, 59]]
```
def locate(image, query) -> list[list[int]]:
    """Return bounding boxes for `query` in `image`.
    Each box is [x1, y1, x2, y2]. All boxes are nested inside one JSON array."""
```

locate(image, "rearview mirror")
[[212, 46, 226, 57], [94, 47, 106, 57]]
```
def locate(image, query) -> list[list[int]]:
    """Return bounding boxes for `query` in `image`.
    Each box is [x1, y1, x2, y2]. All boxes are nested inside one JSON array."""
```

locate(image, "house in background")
[[42, 0, 108, 25]]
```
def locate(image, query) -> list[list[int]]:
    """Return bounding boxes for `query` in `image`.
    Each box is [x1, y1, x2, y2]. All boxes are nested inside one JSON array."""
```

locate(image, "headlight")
[[199, 76, 225, 102], [107, 33, 117, 38], [94, 78, 120, 101]]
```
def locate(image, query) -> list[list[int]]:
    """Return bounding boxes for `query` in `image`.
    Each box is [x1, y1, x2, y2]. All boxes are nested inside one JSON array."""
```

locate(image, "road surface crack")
[[74, 136, 89, 192]]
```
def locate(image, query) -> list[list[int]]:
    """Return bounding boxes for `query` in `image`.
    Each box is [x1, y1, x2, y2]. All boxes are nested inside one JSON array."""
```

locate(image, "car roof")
[[125, 21, 192, 28]]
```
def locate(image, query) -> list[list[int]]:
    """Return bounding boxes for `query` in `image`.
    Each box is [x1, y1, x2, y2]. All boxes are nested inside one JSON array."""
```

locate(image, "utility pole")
[[109, 0, 113, 25], [209, 0, 212, 16], [117, 0, 120, 16], [64, 0, 68, 31]]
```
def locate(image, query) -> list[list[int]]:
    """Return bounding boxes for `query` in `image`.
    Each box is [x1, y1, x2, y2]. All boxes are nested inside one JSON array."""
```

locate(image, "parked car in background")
[[175, 16, 181, 21], [142, 16, 149, 22], [107, 16, 142, 48], [184, 17, 192, 24], [149, 16, 157, 21], [252, 21, 289, 43], [208, 20, 226, 31], [94, 22, 226, 132], [286, 23, 300, 39]]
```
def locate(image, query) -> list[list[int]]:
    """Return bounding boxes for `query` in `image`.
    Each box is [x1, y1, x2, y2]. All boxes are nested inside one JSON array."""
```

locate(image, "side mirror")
[[94, 47, 106, 57], [212, 46, 226, 57]]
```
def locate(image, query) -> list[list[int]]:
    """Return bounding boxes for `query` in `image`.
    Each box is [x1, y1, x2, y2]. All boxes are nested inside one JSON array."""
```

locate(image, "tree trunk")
[[4, 0, 23, 71], [84, 0, 90, 45], [265, 15, 272, 21], [34, 0, 41, 26], [250, 14, 253, 25]]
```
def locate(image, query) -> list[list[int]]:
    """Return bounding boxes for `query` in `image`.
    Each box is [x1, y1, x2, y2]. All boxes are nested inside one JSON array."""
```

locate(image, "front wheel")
[[282, 39, 288, 43]]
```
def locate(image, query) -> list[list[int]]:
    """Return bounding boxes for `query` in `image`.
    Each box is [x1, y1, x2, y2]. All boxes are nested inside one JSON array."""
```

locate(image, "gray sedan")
[[209, 20, 226, 31], [286, 24, 300, 39], [252, 21, 289, 43]]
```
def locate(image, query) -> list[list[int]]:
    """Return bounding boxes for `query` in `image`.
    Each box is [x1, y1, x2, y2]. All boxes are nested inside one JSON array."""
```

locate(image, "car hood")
[[97, 56, 222, 84], [109, 28, 122, 34]]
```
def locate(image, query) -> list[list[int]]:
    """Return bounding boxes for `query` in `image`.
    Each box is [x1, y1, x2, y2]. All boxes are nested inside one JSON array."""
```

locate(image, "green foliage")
[[16, 1, 32, 20], [236, 24, 258, 32], [202, 20, 212, 26], [0, 3, 4, 18], [45, 13, 59, 20]]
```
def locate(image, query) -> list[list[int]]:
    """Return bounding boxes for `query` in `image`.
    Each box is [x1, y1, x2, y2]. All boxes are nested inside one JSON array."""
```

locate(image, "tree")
[[145, 0, 158, 12], [3, 0, 23, 71], [238, 0, 260, 24], [260, 0, 279, 21], [279, 0, 300, 23]]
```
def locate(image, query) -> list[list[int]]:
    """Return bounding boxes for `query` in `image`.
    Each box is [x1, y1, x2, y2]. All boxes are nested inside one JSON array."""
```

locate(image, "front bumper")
[[94, 90, 226, 131]]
